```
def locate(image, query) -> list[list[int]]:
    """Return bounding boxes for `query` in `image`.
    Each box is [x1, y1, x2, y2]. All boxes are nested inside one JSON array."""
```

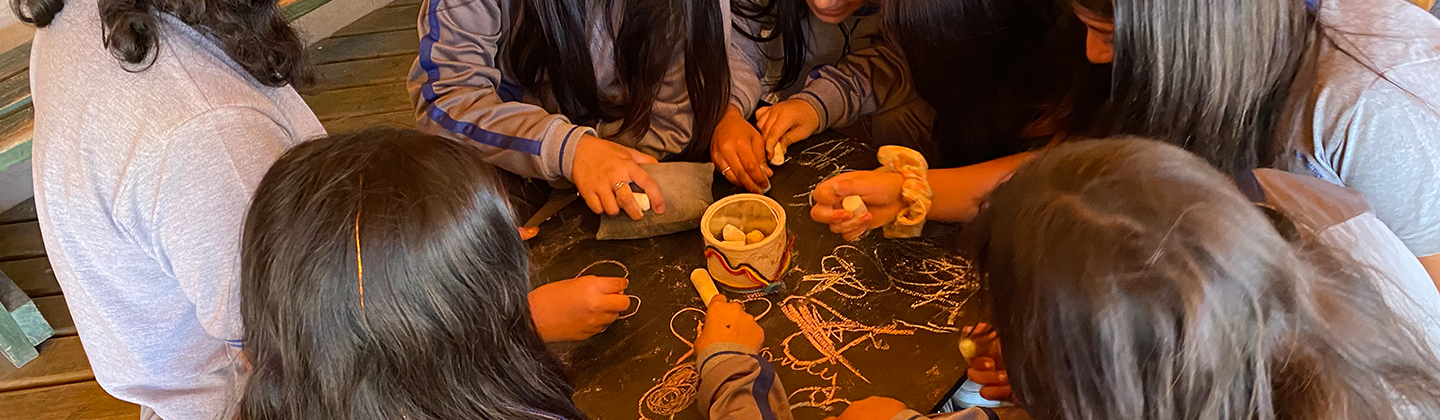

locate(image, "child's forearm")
[[928, 152, 1037, 222]]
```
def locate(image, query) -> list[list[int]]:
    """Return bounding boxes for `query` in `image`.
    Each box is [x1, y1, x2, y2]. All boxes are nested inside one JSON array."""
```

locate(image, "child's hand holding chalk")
[[962, 323, 1014, 403], [694, 295, 765, 352]]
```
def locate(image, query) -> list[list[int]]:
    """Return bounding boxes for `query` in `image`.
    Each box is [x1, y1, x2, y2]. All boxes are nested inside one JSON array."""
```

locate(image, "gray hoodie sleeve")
[[696, 343, 794, 420], [727, 0, 767, 118], [408, 0, 591, 181], [792, 40, 919, 132]]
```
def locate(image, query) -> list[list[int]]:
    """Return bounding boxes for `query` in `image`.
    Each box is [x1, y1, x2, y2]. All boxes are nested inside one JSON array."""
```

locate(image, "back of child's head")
[[967, 138, 1440, 420], [238, 128, 587, 420]]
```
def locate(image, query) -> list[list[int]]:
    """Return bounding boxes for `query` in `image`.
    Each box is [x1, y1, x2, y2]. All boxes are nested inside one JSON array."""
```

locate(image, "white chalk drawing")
[[637, 363, 700, 420], [618, 295, 643, 320], [799, 245, 892, 299], [775, 296, 914, 383], [576, 259, 630, 279], [787, 138, 865, 208]]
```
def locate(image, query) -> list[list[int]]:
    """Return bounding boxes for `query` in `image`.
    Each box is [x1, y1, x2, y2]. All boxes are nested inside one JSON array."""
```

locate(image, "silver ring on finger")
[[612, 181, 630, 192], [722, 166, 733, 175]]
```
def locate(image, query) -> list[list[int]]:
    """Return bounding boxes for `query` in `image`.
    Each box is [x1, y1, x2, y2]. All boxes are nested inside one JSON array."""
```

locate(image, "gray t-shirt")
[[28, 0, 325, 418], [1286, 0, 1440, 257]]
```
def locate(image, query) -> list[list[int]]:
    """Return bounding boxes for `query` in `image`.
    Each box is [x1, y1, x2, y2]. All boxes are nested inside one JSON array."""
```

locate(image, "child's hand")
[[810, 171, 906, 240], [528, 275, 631, 342], [711, 105, 773, 193], [572, 135, 667, 221], [755, 99, 820, 157], [517, 226, 539, 240], [694, 295, 764, 351], [822, 396, 910, 420], [964, 323, 1014, 402]]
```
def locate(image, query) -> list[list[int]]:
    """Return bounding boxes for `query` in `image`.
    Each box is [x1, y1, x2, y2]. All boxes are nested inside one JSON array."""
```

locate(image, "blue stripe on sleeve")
[[796, 91, 830, 123], [418, 0, 543, 156], [558, 126, 579, 178], [752, 354, 778, 420], [698, 351, 779, 420]]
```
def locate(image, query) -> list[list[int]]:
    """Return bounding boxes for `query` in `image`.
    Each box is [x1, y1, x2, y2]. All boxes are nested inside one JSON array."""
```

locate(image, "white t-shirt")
[[29, 0, 324, 418]]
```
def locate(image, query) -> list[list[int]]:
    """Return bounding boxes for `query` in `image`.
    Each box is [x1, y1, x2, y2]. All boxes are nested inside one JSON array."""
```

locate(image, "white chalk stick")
[[722, 224, 746, 242], [770, 142, 787, 166], [633, 193, 651, 212], [690, 268, 720, 304], [746, 229, 765, 244], [843, 195, 867, 216]]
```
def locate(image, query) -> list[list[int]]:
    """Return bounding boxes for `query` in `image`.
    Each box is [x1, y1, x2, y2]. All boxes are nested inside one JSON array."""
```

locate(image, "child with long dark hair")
[[813, 0, 1440, 286], [408, 0, 733, 221], [818, 139, 1440, 420], [15, 0, 321, 415], [718, 0, 1085, 193], [239, 129, 790, 420]]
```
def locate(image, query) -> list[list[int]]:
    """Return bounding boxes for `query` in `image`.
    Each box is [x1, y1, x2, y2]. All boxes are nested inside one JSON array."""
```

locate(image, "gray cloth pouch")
[[0, 268, 52, 368], [597, 162, 715, 240]]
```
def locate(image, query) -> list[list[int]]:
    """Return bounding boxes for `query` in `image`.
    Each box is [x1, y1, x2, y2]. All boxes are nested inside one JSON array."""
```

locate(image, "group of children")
[[12, 0, 1440, 416]]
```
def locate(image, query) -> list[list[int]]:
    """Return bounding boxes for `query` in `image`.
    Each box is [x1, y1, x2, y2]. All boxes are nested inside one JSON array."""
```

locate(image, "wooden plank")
[[0, 381, 140, 420], [282, 0, 333, 20], [0, 105, 33, 174], [0, 221, 44, 262], [308, 29, 417, 65], [33, 296, 73, 337], [330, 4, 420, 38], [313, 54, 414, 92], [0, 336, 93, 392], [0, 198, 36, 224], [1, 257, 59, 298], [321, 110, 415, 134], [0, 42, 30, 82], [0, 71, 31, 121], [303, 82, 411, 122]]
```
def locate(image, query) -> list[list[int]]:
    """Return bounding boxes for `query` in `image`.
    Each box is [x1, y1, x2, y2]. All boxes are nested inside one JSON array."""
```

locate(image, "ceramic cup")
[[700, 194, 792, 293]]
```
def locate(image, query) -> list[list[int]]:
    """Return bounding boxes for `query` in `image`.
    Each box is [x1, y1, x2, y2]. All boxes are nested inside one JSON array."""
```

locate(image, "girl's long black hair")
[[12, 0, 314, 88], [731, 0, 809, 91], [884, 0, 1092, 167], [508, 0, 729, 157], [239, 128, 588, 420]]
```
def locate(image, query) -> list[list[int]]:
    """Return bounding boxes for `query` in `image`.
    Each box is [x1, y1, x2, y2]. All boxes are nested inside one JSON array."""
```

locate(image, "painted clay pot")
[[700, 194, 792, 293]]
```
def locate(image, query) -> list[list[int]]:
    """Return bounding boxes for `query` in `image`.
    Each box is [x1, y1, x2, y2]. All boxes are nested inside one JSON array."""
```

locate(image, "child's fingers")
[[517, 226, 539, 240], [629, 166, 666, 214], [616, 189, 644, 220], [810, 206, 851, 225], [707, 294, 728, 308], [978, 385, 1013, 401], [581, 190, 604, 214], [586, 276, 629, 294], [596, 293, 632, 313]]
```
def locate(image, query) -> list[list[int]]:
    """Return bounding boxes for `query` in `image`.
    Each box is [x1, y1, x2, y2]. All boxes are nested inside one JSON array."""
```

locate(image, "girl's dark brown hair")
[[239, 128, 586, 420], [967, 138, 1440, 420], [883, 0, 1093, 167], [13, 0, 314, 88]]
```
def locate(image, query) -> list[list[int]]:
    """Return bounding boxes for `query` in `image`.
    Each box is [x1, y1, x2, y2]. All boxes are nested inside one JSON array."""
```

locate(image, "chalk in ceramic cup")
[[722, 224, 746, 242]]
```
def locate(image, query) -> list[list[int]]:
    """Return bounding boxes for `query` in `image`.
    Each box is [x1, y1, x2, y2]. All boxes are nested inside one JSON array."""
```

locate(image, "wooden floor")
[[0, 0, 422, 416]]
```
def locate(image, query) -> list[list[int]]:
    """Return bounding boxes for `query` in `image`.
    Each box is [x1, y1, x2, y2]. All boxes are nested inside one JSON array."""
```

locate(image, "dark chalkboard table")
[[527, 134, 988, 420]]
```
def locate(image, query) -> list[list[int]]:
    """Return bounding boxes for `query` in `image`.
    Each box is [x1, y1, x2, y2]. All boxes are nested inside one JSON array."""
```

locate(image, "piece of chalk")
[[722, 224, 745, 242], [959, 338, 978, 359], [745, 229, 765, 244], [633, 193, 651, 212], [723, 239, 747, 248], [690, 268, 720, 304], [770, 143, 787, 166], [842, 195, 867, 215]]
